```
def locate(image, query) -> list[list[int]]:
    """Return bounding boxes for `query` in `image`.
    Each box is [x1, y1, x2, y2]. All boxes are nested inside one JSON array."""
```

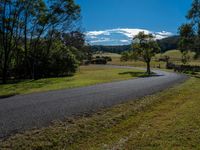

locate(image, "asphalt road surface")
[[0, 65, 188, 138]]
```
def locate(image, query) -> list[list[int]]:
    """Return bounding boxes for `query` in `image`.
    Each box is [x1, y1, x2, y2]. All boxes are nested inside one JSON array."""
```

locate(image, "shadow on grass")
[[0, 93, 18, 99], [0, 80, 25, 85], [119, 71, 163, 78]]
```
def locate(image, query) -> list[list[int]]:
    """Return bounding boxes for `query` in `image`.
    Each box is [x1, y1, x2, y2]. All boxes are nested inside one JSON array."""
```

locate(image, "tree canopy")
[[132, 32, 160, 75], [178, 0, 200, 58], [0, 0, 90, 83]]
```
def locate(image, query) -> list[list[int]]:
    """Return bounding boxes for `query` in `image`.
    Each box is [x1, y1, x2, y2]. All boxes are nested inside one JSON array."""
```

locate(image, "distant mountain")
[[90, 36, 180, 54], [91, 45, 131, 54], [86, 28, 173, 46], [157, 36, 179, 53]]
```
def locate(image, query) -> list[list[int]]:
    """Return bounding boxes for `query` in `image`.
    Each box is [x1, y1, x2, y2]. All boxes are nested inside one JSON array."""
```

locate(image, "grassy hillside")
[[1, 77, 200, 149], [107, 50, 200, 69], [93, 52, 121, 58], [0, 65, 145, 98], [155, 49, 196, 61]]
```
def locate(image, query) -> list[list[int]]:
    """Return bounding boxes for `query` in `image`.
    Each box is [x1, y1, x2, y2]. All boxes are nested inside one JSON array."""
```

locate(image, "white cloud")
[[86, 30, 110, 36], [86, 28, 173, 45], [112, 28, 150, 38], [156, 31, 173, 36], [89, 38, 112, 43], [86, 28, 151, 39], [120, 39, 129, 43], [89, 35, 97, 39]]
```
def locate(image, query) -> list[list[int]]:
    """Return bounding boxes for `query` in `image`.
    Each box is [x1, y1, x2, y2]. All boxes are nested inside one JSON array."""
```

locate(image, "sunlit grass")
[[1, 77, 200, 149], [0, 65, 145, 97]]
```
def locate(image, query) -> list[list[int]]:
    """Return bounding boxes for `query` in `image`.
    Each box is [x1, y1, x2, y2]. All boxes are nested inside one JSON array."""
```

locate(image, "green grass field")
[[1, 77, 200, 149], [155, 49, 195, 60], [0, 65, 145, 97], [1, 51, 200, 149], [106, 50, 200, 69]]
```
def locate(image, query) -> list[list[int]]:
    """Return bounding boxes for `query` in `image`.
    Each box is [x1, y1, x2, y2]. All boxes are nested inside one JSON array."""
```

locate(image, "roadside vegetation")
[[0, 0, 91, 84], [1, 76, 200, 149], [1, 0, 200, 149], [0, 65, 146, 98]]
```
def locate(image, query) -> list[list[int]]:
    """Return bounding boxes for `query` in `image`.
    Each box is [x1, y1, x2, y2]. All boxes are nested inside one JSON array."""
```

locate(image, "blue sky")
[[76, 0, 192, 33], [75, 0, 193, 45]]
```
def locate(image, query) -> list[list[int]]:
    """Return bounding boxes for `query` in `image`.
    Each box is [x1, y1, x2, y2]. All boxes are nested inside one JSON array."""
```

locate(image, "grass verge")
[[0, 65, 145, 97], [1, 77, 200, 149]]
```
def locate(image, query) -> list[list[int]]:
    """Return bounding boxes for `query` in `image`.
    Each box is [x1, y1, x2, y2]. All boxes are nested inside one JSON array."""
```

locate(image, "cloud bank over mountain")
[[85, 28, 173, 45]]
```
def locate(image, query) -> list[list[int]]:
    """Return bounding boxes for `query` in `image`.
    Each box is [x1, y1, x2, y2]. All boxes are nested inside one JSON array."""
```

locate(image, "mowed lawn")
[[1, 77, 200, 149], [0, 65, 145, 97]]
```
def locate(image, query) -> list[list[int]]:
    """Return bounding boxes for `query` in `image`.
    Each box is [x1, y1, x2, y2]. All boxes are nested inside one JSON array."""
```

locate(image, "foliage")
[[181, 51, 191, 64], [132, 32, 160, 75], [178, 0, 200, 59], [120, 51, 131, 61], [49, 43, 80, 77], [61, 31, 92, 61], [178, 24, 194, 53], [91, 58, 107, 64], [102, 56, 112, 61], [0, 0, 86, 83]]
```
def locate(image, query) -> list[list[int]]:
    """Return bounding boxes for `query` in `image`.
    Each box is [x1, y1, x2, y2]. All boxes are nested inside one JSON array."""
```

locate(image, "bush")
[[49, 46, 79, 77], [91, 58, 107, 64], [102, 56, 112, 62], [28, 44, 80, 79], [120, 51, 130, 61]]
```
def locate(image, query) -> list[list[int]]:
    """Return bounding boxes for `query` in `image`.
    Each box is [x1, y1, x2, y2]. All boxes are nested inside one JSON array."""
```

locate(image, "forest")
[[0, 0, 91, 84]]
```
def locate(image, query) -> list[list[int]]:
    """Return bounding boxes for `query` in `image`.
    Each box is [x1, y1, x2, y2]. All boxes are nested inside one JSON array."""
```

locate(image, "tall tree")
[[187, 0, 200, 32], [179, 0, 200, 58], [0, 0, 81, 83], [132, 32, 160, 75], [178, 24, 194, 51], [0, 0, 25, 83]]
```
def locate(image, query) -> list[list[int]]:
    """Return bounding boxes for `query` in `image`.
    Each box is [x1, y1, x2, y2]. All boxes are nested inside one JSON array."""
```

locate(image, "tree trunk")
[[146, 61, 151, 75], [2, 62, 7, 84], [24, 11, 30, 78]]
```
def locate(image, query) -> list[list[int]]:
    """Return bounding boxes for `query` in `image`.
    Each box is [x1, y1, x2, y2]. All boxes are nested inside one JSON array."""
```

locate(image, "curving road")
[[0, 65, 188, 138]]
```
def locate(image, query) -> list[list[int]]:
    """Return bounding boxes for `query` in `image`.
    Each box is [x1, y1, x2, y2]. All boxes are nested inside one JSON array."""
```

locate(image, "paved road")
[[0, 66, 188, 138]]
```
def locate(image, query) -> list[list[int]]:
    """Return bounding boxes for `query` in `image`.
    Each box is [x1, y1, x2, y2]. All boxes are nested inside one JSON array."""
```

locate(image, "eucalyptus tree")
[[0, 0, 27, 83], [179, 0, 200, 58], [27, 0, 81, 79], [0, 0, 81, 83], [132, 32, 160, 75]]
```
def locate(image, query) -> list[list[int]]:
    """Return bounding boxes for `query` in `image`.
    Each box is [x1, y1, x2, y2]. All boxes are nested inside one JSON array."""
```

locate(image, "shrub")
[[102, 56, 112, 62], [91, 58, 107, 64], [49, 46, 80, 77]]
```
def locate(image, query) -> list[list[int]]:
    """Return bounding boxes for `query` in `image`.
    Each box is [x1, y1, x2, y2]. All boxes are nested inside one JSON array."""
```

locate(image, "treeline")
[[90, 45, 131, 53], [90, 36, 179, 54], [0, 0, 91, 84], [178, 0, 200, 58]]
